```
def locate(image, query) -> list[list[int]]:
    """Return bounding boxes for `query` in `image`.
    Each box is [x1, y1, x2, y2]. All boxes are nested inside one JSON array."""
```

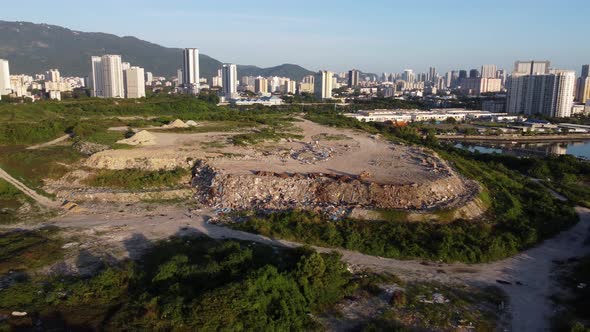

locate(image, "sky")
[[3, 0, 590, 74]]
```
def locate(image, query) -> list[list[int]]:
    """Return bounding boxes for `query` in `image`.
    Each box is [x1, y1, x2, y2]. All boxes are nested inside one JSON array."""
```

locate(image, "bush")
[[0, 237, 354, 330], [85, 168, 190, 190]]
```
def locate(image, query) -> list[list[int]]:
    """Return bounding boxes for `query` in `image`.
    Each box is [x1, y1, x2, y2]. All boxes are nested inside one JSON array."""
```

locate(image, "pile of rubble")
[[290, 141, 336, 164], [72, 140, 110, 156], [191, 160, 471, 217]]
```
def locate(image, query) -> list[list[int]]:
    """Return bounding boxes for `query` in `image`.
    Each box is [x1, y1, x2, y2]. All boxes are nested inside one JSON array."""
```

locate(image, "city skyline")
[[3, 0, 589, 74]]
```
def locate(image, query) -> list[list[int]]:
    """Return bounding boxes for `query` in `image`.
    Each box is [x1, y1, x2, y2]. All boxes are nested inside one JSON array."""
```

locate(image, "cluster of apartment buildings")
[[505, 61, 586, 118], [90, 55, 145, 98], [345, 65, 507, 98], [2, 52, 589, 118], [0, 59, 84, 101]]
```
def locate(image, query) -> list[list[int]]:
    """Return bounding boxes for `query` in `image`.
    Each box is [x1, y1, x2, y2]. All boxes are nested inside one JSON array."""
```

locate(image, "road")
[[0, 167, 59, 208], [41, 205, 590, 332], [26, 134, 72, 150]]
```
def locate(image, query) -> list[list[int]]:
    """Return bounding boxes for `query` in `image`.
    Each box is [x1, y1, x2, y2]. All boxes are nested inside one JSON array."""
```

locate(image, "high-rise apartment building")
[[314, 70, 333, 100], [496, 69, 507, 85], [458, 70, 468, 79], [507, 69, 575, 117], [469, 69, 480, 78], [124, 66, 146, 98], [255, 77, 268, 94], [302, 75, 315, 84], [45, 69, 61, 82], [576, 64, 590, 103], [481, 65, 497, 78], [91, 55, 125, 98], [44, 69, 64, 100], [177, 69, 183, 86], [428, 67, 436, 82], [444, 71, 453, 88], [514, 60, 551, 75], [460, 78, 502, 94], [0, 59, 11, 96], [269, 76, 281, 93], [90, 56, 103, 97], [221, 64, 238, 99], [145, 72, 153, 86], [284, 80, 297, 94], [101, 55, 125, 98], [402, 69, 415, 84], [348, 69, 360, 88], [182, 48, 200, 93]]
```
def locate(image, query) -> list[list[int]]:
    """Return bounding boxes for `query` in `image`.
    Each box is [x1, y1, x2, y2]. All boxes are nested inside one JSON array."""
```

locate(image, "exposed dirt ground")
[[87, 119, 461, 185]]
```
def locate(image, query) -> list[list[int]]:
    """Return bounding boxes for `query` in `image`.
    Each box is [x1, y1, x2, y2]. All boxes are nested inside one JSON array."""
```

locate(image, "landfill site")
[[50, 118, 481, 218]]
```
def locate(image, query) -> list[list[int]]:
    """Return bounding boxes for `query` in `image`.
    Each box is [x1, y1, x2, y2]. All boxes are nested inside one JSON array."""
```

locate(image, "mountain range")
[[0, 20, 315, 80]]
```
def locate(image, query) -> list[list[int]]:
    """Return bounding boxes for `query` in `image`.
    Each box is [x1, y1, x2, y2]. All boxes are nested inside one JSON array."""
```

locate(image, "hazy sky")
[[4, 0, 590, 74]]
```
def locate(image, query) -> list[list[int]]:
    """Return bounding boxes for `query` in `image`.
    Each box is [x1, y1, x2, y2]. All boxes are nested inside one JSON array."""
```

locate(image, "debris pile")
[[116, 130, 157, 146], [290, 142, 336, 164], [73, 141, 110, 156], [192, 160, 470, 215], [418, 292, 450, 304]]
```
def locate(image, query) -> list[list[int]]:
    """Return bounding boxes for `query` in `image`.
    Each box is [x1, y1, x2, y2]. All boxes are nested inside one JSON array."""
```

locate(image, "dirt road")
[[39, 204, 589, 332], [0, 167, 60, 208], [26, 134, 72, 150]]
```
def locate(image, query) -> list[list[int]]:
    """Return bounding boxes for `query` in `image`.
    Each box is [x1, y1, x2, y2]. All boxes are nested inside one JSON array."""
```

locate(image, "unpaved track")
[[26, 134, 72, 150], [0, 167, 59, 208], [40, 205, 590, 332]]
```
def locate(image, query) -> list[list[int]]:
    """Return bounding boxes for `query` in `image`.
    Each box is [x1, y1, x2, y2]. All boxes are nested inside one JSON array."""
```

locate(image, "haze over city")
[[3, 0, 590, 73]]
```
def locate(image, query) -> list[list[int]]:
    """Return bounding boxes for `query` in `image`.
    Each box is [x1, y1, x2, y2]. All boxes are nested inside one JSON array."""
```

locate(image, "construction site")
[[45, 118, 481, 219]]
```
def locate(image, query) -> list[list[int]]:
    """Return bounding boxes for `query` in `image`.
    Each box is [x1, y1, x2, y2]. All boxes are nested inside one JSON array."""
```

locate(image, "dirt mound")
[[116, 130, 157, 146], [163, 119, 189, 129], [192, 160, 477, 215], [185, 120, 198, 127]]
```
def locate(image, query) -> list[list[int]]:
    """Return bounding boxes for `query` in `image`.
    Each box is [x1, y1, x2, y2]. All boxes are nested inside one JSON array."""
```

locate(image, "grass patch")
[[377, 209, 409, 222], [84, 168, 190, 190], [0, 227, 64, 274], [311, 133, 351, 141], [0, 145, 82, 193], [232, 128, 304, 146], [0, 178, 23, 209], [201, 141, 227, 149]]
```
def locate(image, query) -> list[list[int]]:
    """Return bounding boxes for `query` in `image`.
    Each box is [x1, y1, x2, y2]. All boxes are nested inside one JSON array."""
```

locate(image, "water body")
[[454, 140, 590, 160]]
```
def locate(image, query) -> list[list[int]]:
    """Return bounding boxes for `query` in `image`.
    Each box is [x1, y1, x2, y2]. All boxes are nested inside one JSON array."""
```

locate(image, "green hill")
[[0, 21, 314, 80]]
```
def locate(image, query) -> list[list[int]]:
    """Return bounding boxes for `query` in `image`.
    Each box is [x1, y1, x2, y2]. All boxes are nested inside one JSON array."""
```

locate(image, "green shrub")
[[85, 168, 190, 190]]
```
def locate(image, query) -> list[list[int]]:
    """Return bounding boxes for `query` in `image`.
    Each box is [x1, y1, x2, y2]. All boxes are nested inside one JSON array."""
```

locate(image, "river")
[[454, 140, 590, 159]]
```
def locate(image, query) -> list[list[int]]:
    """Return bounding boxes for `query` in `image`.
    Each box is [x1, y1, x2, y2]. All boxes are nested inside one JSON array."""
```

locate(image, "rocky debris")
[[116, 130, 157, 146], [163, 119, 189, 129], [418, 293, 450, 304], [192, 160, 473, 215], [72, 140, 110, 156], [11, 312, 27, 317], [290, 142, 336, 164]]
